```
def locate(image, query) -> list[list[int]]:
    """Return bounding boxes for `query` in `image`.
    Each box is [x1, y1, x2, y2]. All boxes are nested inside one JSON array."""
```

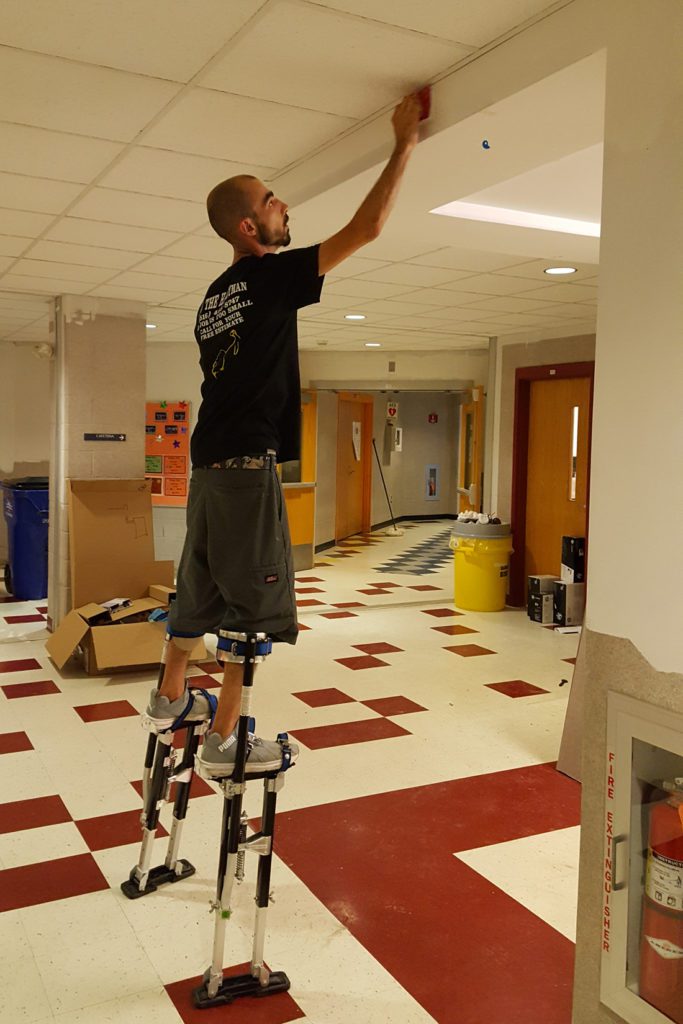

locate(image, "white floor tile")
[[0, 821, 89, 869]]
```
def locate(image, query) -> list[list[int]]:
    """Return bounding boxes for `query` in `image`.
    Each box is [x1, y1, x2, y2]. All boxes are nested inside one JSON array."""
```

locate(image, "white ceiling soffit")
[[0, 0, 603, 351]]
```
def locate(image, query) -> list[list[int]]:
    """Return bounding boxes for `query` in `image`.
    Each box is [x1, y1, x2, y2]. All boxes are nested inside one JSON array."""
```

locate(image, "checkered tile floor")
[[0, 520, 580, 1023]]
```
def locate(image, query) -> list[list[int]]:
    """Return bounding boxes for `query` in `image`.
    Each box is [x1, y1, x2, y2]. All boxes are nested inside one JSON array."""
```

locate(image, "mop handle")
[[372, 438, 398, 532]]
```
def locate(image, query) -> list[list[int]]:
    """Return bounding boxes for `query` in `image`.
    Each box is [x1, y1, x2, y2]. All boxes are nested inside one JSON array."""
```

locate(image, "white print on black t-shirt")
[[211, 331, 240, 378], [197, 281, 253, 342]]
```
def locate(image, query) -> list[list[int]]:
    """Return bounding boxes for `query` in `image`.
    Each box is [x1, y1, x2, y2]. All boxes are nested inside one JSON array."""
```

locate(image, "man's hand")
[[392, 93, 422, 152]]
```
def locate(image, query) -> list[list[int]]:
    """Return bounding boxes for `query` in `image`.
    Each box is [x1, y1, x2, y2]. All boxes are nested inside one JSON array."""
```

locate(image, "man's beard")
[[254, 217, 290, 248]]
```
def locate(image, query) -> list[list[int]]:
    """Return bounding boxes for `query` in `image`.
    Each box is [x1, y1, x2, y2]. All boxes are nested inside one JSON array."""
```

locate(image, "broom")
[[372, 438, 404, 537]]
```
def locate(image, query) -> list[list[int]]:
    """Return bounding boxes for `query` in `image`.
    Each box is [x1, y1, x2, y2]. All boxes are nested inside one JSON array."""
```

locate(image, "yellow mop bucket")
[[449, 525, 513, 612]]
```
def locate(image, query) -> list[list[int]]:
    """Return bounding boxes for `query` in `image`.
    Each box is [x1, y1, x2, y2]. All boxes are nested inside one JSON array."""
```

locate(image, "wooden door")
[[525, 376, 591, 578], [336, 393, 372, 541], [457, 387, 484, 512]]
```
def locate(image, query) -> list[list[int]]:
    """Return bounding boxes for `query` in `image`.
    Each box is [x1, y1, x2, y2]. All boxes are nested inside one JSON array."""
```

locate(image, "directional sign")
[[83, 433, 126, 442]]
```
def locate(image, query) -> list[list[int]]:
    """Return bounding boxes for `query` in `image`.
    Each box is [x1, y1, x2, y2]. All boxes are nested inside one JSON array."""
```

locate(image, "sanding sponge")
[[417, 85, 431, 121]]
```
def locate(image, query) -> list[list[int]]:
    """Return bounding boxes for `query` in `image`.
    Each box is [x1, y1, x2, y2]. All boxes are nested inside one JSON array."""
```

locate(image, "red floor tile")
[[74, 700, 138, 722], [4, 614, 46, 623], [130, 774, 215, 802], [296, 576, 324, 583], [331, 602, 365, 608], [0, 853, 109, 912], [367, 582, 401, 588], [290, 717, 410, 750], [0, 731, 33, 754], [431, 624, 478, 636], [165, 965, 305, 1023], [297, 623, 311, 631], [409, 585, 442, 591], [313, 562, 330, 567], [422, 608, 458, 618], [319, 611, 357, 619], [361, 696, 427, 716], [0, 658, 42, 673], [295, 599, 325, 607], [196, 660, 222, 675], [335, 655, 389, 670], [487, 680, 550, 698], [276, 762, 580, 1024], [563, 657, 577, 665], [353, 642, 403, 655], [295, 587, 324, 594], [2, 679, 60, 699], [357, 589, 389, 596], [292, 687, 355, 708], [76, 807, 168, 851], [444, 644, 496, 657], [0, 794, 72, 834], [36, 606, 48, 613], [189, 672, 222, 690]]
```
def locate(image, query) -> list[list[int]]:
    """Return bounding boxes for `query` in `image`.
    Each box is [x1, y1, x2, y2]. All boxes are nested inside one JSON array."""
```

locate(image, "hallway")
[[0, 521, 580, 1023]]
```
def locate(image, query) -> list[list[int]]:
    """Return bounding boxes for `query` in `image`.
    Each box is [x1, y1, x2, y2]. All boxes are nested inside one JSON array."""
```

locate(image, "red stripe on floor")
[[0, 658, 42, 673], [165, 964, 305, 1023], [0, 731, 33, 754], [0, 794, 72, 834], [290, 717, 410, 750], [2, 679, 60, 699], [0, 853, 109, 912], [74, 700, 138, 722], [276, 762, 579, 1024], [4, 614, 46, 623], [76, 808, 168, 851]]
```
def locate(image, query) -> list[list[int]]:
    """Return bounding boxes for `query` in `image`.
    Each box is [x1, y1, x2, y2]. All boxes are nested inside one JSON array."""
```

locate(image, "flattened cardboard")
[[109, 597, 164, 623], [45, 610, 90, 670], [148, 584, 176, 603], [85, 622, 205, 673], [77, 603, 111, 625]]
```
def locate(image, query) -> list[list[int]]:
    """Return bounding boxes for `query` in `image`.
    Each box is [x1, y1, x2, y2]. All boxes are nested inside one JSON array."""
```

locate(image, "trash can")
[[2, 477, 49, 600], [449, 521, 513, 612]]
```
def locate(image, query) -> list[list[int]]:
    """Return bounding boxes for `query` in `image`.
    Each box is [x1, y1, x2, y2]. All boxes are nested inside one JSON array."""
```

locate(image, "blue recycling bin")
[[2, 478, 49, 600]]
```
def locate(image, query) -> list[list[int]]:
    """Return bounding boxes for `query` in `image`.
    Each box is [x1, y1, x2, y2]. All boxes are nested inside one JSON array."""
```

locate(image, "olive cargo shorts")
[[168, 467, 298, 644]]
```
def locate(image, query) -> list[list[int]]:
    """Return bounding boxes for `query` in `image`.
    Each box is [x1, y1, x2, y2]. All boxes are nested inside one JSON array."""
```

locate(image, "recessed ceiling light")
[[430, 201, 600, 237], [544, 266, 577, 275], [365, 342, 381, 348], [345, 314, 365, 320], [146, 323, 157, 328]]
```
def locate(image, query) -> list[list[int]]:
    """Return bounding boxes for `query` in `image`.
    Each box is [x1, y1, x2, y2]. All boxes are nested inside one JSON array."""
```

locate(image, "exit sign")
[[428, 414, 438, 424]]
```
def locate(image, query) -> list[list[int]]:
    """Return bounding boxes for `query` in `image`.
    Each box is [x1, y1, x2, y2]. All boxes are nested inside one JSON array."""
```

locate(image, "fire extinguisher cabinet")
[[601, 693, 683, 1024]]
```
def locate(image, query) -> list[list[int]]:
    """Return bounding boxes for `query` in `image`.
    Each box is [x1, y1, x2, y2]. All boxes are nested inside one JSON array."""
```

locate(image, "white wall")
[[584, 0, 682, 672], [300, 347, 488, 390], [0, 343, 51, 563]]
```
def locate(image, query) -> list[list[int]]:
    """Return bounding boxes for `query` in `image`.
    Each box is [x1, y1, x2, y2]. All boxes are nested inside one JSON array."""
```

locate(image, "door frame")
[[335, 391, 374, 542], [509, 362, 595, 605]]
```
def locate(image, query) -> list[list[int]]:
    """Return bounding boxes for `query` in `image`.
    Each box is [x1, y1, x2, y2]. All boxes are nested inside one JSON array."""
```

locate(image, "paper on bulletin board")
[[145, 400, 191, 507]]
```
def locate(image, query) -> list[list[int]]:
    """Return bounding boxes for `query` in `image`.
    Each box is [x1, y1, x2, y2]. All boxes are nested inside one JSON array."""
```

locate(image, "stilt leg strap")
[[171, 687, 218, 731], [217, 631, 272, 664]]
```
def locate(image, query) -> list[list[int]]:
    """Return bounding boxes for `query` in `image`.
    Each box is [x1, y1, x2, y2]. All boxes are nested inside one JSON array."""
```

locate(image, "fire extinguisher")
[[640, 778, 683, 1023]]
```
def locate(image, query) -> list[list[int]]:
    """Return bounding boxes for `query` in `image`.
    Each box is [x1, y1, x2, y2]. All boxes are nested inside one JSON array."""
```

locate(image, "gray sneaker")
[[144, 687, 214, 730], [196, 730, 299, 779]]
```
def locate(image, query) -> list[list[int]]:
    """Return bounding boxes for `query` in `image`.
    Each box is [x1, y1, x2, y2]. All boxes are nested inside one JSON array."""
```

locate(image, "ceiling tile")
[[0, 47, 179, 141], [0, 274, 92, 295], [134, 255, 226, 280], [88, 284, 191, 304], [202, 1, 471, 118], [44, 218, 182, 253], [310, 0, 557, 47], [0, 123, 124, 184], [0, 172, 83, 214], [408, 248, 533, 273], [0, 257, 16, 275], [324, 256, 389, 280], [356, 264, 475, 287], [0, 293, 51, 311], [27, 240, 143, 270], [525, 302, 598, 319], [9, 260, 114, 284], [161, 235, 233, 262], [0, 209, 55, 237], [515, 282, 599, 302], [439, 272, 548, 296], [459, 295, 565, 314], [497, 259, 599, 282], [354, 298, 443, 318], [0, 236, 32, 257], [99, 147, 277, 203], [323, 279, 414, 300], [67, 188, 207, 233], [0, 0, 264, 82], [143, 88, 354, 166], [108, 270, 207, 292], [387, 287, 487, 307], [157, 294, 206, 310]]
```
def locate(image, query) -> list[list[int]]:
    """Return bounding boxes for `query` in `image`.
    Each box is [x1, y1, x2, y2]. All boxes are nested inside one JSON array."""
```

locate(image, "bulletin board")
[[145, 400, 191, 507]]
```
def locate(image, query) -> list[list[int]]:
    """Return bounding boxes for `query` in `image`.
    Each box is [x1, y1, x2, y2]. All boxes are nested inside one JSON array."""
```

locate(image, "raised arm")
[[318, 93, 422, 276]]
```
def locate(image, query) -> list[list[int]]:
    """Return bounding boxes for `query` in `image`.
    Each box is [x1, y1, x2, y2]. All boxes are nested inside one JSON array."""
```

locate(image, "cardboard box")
[[553, 581, 586, 626], [528, 592, 554, 624], [528, 574, 560, 595], [46, 480, 205, 674], [561, 536, 585, 583]]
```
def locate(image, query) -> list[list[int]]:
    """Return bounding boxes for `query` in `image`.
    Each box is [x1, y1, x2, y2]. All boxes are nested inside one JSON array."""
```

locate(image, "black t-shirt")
[[190, 244, 324, 467]]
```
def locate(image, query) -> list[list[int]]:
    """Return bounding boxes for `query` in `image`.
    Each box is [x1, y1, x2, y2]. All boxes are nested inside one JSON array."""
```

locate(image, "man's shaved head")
[[206, 175, 258, 244]]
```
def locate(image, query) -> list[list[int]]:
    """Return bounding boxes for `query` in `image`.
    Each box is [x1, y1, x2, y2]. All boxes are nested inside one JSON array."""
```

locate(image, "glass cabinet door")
[[602, 694, 683, 1024]]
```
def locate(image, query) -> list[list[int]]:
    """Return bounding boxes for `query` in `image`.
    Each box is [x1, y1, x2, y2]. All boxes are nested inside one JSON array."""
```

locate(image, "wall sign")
[[387, 401, 398, 420], [428, 413, 438, 424], [145, 400, 191, 507], [83, 432, 126, 442]]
